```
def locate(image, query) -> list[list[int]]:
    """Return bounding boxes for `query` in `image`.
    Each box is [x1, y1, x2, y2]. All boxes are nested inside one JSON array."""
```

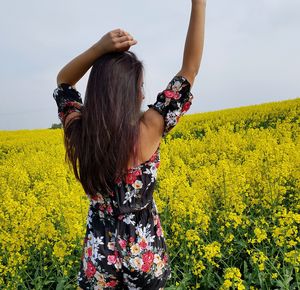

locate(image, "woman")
[[53, 0, 206, 289]]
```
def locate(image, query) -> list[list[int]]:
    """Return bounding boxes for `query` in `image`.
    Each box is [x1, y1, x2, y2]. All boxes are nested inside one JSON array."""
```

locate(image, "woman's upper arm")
[[141, 107, 165, 142]]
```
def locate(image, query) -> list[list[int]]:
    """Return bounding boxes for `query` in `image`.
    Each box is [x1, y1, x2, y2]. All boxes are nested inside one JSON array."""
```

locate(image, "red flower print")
[[85, 261, 96, 278], [156, 218, 162, 237], [182, 101, 191, 112], [142, 251, 154, 265], [118, 214, 125, 221], [87, 247, 92, 257], [155, 161, 160, 168], [106, 205, 113, 214], [125, 172, 137, 184], [139, 239, 148, 250], [163, 90, 180, 100], [118, 239, 127, 249], [129, 236, 135, 243], [157, 227, 162, 237], [141, 262, 151, 272], [107, 255, 117, 264], [106, 280, 118, 287], [163, 253, 168, 263], [149, 152, 158, 162], [133, 169, 142, 176]]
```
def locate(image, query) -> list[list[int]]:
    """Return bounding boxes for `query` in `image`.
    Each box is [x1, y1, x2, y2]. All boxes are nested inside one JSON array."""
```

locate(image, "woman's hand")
[[92, 28, 138, 55]]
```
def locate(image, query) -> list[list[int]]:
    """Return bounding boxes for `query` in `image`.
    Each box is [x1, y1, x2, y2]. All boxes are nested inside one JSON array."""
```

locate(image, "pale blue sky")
[[0, 0, 299, 130]]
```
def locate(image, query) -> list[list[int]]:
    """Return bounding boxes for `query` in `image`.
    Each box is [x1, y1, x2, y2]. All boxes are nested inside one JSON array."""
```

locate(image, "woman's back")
[[53, 74, 194, 289], [53, 1, 206, 288]]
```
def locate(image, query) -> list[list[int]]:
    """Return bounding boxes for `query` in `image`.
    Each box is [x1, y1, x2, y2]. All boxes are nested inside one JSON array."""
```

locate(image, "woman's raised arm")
[[176, 0, 207, 87], [56, 29, 137, 87]]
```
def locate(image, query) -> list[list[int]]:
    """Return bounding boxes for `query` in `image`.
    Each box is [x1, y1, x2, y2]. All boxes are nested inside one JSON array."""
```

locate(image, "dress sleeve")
[[52, 83, 84, 125], [147, 75, 194, 137]]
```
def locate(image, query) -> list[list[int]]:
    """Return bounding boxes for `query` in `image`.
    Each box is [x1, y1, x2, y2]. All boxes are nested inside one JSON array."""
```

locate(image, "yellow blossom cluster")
[[220, 267, 245, 290], [0, 129, 89, 288], [1, 98, 299, 288]]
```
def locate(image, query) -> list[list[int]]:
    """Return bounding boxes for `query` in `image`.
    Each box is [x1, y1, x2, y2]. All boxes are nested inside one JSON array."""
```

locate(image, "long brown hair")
[[63, 51, 144, 198]]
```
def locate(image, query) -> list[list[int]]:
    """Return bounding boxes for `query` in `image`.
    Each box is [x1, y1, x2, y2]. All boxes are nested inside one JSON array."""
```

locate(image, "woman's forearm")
[[56, 29, 138, 87], [181, 0, 206, 77], [56, 44, 105, 86]]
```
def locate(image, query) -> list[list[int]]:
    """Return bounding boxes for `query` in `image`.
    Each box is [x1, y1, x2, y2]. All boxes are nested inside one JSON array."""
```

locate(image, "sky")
[[0, 0, 299, 131]]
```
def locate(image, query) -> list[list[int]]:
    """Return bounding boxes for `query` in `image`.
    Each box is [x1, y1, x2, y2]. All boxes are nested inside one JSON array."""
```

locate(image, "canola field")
[[0, 98, 299, 289]]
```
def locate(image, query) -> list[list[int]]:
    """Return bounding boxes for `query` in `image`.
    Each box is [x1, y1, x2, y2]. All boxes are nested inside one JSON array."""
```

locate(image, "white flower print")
[[163, 97, 172, 106], [90, 194, 105, 206], [87, 208, 93, 230], [142, 164, 157, 178], [143, 180, 153, 192], [115, 258, 122, 271], [95, 253, 106, 264], [131, 256, 143, 270], [123, 213, 136, 226], [98, 210, 105, 219], [152, 199, 158, 213], [156, 259, 165, 270], [123, 273, 142, 290], [155, 101, 165, 108], [153, 253, 161, 264], [128, 286, 142, 290], [142, 165, 157, 191], [93, 234, 104, 247], [149, 164, 158, 179], [136, 223, 155, 246], [93, 271, 106, 286], [154, 267, 163, 277], [84, 232, 106, 265], [92, 236, 105, 263], [73, 75, 192, 289], [132, 179, 143, 190], [130, 243, 141, 256], [147, 75, 193, 138], [107, 241, 115, 251], [123, 188, 138, 205], [166, 110, 178, 124], [172, 80, 183, 91], [140, 201, 152, 210]]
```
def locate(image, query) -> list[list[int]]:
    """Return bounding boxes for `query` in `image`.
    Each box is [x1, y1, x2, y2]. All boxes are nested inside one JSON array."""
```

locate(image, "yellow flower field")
[[0, 98, 299, 289]]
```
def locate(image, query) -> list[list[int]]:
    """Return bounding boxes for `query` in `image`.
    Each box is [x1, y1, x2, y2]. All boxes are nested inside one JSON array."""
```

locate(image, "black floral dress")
[[53, 75, 193, 289]]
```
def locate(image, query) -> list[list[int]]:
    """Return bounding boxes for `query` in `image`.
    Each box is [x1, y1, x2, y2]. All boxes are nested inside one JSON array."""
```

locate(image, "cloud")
[[0, 0, 299, 130]]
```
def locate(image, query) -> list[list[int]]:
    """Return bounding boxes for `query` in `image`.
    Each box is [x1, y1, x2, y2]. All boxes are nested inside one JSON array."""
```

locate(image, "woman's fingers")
[[112, 28, 129, 37], [108, 28, 137, 51], [117, 39, 138, 48], [115, 33, 137, 47], [112, 28, 124, 35], [112, 28, 134, 39], [117, 35, 134, 43]]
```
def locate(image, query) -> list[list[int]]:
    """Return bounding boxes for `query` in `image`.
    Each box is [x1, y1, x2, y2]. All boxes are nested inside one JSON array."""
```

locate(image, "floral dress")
[[53, 75, 194, 289]]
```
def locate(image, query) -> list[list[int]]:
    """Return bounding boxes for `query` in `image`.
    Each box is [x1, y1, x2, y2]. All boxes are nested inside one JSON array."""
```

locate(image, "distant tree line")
[[50, 123, 62, 129]]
